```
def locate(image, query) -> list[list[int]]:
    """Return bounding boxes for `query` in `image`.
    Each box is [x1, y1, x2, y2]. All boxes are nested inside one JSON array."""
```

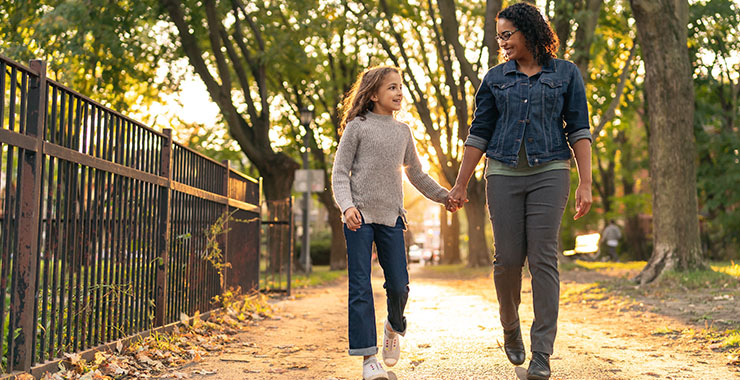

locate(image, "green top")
[[486, 145, 569, 177]]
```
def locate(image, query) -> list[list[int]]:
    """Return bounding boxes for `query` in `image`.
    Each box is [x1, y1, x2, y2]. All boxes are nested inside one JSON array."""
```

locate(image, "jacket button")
[[527, 138, 534, 143], [523, 99, 528, 103]]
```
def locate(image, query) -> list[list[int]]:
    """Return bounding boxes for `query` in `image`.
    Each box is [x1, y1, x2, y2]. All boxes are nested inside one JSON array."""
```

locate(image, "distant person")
[[601, 220, 622, 261], [448, 3, 593, 379], [332, 65, 458, 380]]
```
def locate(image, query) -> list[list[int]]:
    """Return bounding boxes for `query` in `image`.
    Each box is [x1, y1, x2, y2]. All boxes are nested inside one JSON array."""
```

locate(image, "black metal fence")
[[0, 55, 261, 376]]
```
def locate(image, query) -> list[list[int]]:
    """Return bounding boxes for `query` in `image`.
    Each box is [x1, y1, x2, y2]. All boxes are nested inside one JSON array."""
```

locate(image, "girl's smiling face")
[[371, 72, 403, 115]]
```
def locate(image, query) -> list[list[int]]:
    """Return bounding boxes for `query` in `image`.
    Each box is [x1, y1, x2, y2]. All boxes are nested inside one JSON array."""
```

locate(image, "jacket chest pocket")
[[491, 81, 517, 104], [541, 78, 564, 100]]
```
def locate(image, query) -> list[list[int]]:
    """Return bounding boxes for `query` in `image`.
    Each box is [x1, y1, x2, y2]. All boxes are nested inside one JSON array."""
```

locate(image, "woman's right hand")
[[447, 184, 469, 211], [344, 207, 362, 231]]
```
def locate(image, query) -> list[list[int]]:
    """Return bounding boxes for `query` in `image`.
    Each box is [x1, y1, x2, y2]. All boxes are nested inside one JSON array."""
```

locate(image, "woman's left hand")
[[573, 182, 592, 220]]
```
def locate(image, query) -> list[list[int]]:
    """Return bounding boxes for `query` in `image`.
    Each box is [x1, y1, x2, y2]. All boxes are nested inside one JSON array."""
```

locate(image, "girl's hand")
[[344, 207, 362, 231], [573, 183, 592, 220], [445, 195, 459, 212]]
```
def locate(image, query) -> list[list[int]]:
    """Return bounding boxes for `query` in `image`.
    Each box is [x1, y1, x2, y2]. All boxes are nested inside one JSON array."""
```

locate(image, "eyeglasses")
[[496, 29, 519, 42]]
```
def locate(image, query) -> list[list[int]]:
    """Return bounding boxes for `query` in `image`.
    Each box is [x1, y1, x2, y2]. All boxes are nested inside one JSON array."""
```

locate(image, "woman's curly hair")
[[497, 2, 558, 66]]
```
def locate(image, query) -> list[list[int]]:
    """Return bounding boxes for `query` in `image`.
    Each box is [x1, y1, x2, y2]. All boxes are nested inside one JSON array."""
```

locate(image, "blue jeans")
[[345, 216, 409, 356]]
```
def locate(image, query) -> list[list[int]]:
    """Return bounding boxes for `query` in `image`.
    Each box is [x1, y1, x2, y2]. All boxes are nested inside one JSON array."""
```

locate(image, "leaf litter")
[[38, 291, 274, 379]]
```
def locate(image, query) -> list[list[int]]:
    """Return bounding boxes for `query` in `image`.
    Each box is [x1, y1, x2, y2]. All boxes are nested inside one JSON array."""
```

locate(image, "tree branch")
[[437, 0, 481, 89], [593, 42, 637, 138]]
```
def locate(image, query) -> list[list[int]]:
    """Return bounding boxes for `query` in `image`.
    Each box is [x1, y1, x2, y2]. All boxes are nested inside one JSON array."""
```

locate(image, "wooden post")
[[13, 60, 46, 371], [155, 129, 173, 326]]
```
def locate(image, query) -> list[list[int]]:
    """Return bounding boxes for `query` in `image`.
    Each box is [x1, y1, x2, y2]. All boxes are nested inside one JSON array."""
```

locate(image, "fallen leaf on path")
[[192, 369, 217, 375], [219, 355, 251, 362]]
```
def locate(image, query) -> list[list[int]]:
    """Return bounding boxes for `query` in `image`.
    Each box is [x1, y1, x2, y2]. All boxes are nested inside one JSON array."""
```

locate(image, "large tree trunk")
[[630, 0, 704, 284], [466, 179, 491, 267]]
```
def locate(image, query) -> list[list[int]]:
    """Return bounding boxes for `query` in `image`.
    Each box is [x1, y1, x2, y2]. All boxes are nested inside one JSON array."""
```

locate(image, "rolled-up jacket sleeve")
[[562, 64, 592, 146], [465, 71, 498, 151]]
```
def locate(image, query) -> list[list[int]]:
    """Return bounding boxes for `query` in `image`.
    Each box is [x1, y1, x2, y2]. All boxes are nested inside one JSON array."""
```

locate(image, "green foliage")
[[0, 0, 176, 110], [689, 0, 740, 260]]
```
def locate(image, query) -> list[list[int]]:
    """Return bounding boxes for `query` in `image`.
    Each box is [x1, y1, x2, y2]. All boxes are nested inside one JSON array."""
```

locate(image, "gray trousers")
[[486, 170, 570, 355]]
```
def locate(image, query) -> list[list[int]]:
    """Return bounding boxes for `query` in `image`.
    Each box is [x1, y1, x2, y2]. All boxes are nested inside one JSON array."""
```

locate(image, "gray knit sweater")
[[332, 111, 449, 227]]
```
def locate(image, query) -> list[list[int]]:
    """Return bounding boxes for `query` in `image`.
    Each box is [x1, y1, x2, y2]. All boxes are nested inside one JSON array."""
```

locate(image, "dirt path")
[[158, 265, 740, 380]]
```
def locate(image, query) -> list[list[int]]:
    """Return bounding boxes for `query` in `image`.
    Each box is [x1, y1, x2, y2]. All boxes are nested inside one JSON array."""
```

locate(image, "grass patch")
[[560, 260, 646, 272], [290, 265, 346, 288], [654, 268, 737, 290], [262, 265, 345, 291]]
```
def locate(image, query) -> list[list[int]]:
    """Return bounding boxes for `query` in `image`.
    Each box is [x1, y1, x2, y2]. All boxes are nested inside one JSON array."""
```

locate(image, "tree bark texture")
[[466, 179, 491, 267], [630, 0, 704, 284]]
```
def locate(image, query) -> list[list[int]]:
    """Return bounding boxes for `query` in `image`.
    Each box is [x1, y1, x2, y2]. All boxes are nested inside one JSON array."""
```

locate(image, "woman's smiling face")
[[497, 18, 531, 63]]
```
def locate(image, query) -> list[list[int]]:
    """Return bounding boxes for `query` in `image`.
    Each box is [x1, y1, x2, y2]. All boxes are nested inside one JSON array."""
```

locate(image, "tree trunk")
[[572, 0, 604, 82], [440, 205, 461, 264], [483, 0, 503, 68], [630, 0, 704, 284], [552, 1, 576, 57], [466, 179, 491, 267]]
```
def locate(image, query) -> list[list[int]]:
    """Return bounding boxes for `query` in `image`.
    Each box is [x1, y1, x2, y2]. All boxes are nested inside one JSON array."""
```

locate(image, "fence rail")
[[0, 55, 261, 376]]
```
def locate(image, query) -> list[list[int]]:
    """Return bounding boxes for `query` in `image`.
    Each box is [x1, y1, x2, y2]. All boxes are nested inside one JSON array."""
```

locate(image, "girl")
[[332, 66, 453, 380], [449, 3, 592, 380]]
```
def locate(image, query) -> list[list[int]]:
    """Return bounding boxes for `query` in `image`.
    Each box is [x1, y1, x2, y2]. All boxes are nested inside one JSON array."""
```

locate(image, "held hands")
[[573, 182, 592, 220], [344, 207, 362, 231], [445, 184, 468, 212]]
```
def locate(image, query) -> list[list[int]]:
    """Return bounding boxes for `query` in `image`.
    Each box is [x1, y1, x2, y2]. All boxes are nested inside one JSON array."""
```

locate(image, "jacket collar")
[[503, 58, 556, 75]]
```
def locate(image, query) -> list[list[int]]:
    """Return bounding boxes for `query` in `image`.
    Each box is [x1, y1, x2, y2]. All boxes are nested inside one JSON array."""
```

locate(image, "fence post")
[[221, 160, 230, 290], [12, 60, 46, 371], [155, 129, 173, 327]]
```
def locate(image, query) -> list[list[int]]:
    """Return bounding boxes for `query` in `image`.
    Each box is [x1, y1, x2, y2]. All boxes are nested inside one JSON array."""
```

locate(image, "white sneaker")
[[382, 320, 400, 367], [363, 356, 388, 380]]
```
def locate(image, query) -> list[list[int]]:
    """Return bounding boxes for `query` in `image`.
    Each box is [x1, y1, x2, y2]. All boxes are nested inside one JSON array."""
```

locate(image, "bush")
[[295, 230, 333, 266]]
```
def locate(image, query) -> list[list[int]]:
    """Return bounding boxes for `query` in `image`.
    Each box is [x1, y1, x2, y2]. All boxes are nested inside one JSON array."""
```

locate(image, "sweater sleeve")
[[403, 127, 449, 204], [331, 122, 359, 213]]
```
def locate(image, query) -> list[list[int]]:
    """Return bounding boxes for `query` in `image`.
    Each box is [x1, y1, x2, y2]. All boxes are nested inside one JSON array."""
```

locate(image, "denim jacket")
[[465, 58, 592, 167]]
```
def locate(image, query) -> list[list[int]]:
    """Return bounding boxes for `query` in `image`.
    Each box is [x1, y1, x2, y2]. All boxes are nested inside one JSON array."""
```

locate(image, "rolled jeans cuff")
[[349, 346, 378, 356]]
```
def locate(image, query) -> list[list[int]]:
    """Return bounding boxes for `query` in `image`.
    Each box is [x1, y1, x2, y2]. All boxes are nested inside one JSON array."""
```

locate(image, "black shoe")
[[503, 327, 525, 365], [526, 351, 551, 380]]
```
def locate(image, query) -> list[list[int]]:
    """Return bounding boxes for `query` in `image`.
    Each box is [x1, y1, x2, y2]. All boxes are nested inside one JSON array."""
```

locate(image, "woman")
[[448, 3, 592, 380]]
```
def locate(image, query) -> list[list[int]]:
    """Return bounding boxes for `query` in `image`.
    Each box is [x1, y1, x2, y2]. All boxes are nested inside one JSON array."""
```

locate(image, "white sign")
[[293, 169, 325, 193]]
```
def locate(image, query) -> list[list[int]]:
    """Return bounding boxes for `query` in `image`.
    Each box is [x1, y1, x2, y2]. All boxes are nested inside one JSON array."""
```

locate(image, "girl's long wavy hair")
[[339, 66, 401, 134], [498, 2, 558, 66]]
